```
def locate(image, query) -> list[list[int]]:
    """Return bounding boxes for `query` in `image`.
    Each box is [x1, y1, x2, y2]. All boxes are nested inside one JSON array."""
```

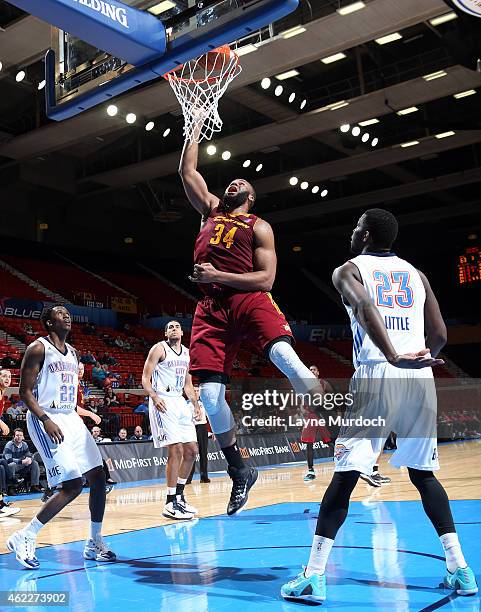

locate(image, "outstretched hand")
[[389, 348, 444, 369]]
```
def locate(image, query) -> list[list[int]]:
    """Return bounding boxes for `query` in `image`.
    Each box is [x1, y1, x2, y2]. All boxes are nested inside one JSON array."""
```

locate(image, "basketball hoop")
[[164, 45, 242, 143]]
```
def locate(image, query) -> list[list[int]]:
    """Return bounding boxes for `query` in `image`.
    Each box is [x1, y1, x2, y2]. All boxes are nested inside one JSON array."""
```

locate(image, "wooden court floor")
[[0, 440, 480, 555]]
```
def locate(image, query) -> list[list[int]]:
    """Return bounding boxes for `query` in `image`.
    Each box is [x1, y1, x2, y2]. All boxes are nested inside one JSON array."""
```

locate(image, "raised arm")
[[179, 137, 219, 216], [332, 262, 442, 369], [19, 342, 64, 443], [141, 343, 167, 412], [190, 219, 277, 292], [417, 269, 447, 358]]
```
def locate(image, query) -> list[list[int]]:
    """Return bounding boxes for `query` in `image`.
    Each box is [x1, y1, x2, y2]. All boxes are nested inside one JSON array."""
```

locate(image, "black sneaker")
[[372, 472, 391, 484], [359, 473, 382, 488], [41, 489, 55, 503], [226, 466, 258, 516]]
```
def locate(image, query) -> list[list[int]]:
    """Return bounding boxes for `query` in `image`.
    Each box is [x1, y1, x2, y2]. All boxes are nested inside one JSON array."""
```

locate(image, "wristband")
[[39, 414, 51, 423]]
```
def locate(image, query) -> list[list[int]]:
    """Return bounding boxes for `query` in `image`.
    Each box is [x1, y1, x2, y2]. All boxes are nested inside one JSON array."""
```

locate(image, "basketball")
[[199, 45, 233, 75]]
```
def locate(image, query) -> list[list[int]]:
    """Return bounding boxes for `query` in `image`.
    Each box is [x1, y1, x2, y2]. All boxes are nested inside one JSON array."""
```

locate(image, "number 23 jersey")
[[35, 337, 79, 413], [346, 253, 426, 367], [194, 205, 258, 297]]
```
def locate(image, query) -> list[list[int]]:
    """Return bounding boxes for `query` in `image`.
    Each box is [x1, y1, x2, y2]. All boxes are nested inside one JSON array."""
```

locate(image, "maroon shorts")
[[301, 412, 331, 444], [189, 291, 293, 377]]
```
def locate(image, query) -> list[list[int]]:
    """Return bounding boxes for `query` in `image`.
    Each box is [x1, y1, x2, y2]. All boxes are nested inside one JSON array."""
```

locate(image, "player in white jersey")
[[282, 209, 477, 603], [142, 320, 201, 521], [6, 305, 116, 569]]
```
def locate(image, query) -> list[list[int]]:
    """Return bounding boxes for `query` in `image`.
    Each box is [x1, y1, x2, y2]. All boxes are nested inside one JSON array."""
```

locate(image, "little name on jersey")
[[384, 315, 410, 331], [48, 361, 78, 374]]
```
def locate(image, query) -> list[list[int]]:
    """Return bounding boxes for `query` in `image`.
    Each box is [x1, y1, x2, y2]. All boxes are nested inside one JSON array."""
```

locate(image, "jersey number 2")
[[374, 271, 413, 308], [210, 224, 238, 249], [60, 385, 76, 403]]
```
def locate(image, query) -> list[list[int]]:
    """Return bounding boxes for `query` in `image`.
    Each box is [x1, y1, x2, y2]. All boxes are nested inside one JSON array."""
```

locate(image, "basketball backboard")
[[41, 0, 299, 120]]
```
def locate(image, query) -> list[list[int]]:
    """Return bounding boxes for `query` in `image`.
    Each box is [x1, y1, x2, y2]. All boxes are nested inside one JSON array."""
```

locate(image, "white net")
[[164, 46, 242, 143]]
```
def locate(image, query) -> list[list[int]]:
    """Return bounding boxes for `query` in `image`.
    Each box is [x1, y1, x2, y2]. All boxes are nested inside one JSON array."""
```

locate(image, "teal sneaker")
[[303, 470, 316, 482], [444, 567, 478, 596], [281, 570, 326, 603]]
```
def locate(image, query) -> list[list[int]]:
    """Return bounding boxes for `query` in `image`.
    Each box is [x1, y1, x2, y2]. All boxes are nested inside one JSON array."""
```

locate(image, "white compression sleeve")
[[199, 382, 235, 434], [268, 340, 320, 395]]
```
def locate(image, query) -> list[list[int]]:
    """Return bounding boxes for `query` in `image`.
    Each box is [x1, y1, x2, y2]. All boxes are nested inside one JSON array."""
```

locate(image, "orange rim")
[[163, 46, 240, 84]]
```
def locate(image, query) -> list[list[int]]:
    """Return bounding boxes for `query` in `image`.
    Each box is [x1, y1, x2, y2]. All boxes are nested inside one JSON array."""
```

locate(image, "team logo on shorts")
[[334, 444, 351, 461], [432, 448, 438, 461]]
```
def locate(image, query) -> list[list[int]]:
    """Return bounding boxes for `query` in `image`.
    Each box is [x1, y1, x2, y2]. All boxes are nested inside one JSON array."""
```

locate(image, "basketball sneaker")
[[372, 472, 391, 484], [281, 569, 326, 602], [6, 530, 40, 569], [359, 473, 382, 487], [83, 537, 117, 562], [303, 469, 316, 482], [177, 495, 198, 514], [162, 499, 195, 520], [444, 567, 478, 596], [226, 466, 258, 516], [0, 500, 21, 517]]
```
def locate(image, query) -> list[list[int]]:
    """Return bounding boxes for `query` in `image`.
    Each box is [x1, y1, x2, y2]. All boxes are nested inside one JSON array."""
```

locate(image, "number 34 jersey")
[[194, 205, 258, 298], [346, 253, 426, 368], [35, 337, 79, 413]]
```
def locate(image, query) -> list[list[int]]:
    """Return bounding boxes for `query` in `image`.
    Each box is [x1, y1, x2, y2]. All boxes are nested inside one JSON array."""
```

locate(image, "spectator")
[[80, 351, 96, 365], [6, 402, 25, 418], [0, 369, 12, 439], [91, 426, 111, 443], [1, 355, 18, 368], [3, 429, 42, 492], [125, 373, 136, 389], [104, 388, 119, 408], [134, 397, 149, 415], [103, 372, 120, 391], [114, 336, 125, 349], [130, 426, 147, 441], [83, 322, 96, 335], [99, 352, 117, 367], [123, 339, 132, 351], [114, 428, 128, 442], [77, 363, 101, 425], [86, 398, 98, 413], [92, 362, 107, 388]]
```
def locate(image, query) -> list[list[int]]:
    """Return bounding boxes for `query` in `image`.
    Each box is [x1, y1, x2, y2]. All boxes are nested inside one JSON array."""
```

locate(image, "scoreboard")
[[458, 246, 481, 285]]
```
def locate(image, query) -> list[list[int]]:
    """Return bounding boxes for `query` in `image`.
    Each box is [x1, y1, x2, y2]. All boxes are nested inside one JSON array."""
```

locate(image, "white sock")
[[167, 487, 176, 496], [305, 535, 334, 577], [440, 532, 467, 573], [90, 521, 102, 542], [22, 517, 44, 538], [177, 478, 187, 485]]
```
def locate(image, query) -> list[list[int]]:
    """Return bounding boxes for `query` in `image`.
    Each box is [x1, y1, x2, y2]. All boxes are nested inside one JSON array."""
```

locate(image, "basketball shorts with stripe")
[[149, 396, 197, 448], [27, 410, 103, 487]]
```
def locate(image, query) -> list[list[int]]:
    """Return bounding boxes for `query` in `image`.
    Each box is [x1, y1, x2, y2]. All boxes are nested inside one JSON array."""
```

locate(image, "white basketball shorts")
[[149, 396, 197, 448], [334, 362, 439, 474], [27, 410, 103, 487]]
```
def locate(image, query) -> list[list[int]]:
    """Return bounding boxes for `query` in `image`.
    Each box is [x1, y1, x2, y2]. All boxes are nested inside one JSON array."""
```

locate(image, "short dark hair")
[[164, 320, 181, 332], [363, 208, 398, 249], [14, 428, 23, 434], [40, 304, 66, 331]]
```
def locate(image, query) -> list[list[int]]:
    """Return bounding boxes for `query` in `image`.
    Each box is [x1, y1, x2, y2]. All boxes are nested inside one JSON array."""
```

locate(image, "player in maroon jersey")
[[179, 136, 323, 515]]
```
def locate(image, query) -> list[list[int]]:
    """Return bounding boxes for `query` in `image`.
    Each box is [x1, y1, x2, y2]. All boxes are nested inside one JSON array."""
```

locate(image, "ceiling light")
[[300, 181, 309, 190], [359, 118, 379, 126], [276, 69, 299, 80], [256, 164, 263, 172], [375, 32, 402, 45], [37, 80, 46, 90], [222, 150, 231, 160], [321, 52, 347, 65], [340, 124, 350, 133], [397, 106, 419, 116], [371, 137, 379, 147], [236, 44, 258, 57], [289, 177, 299, 186], [312, 186, 320, 194], [337, 1, 366, 16], [435, 131, 455, 139], [107, 104, 118, 117], [274, 85, 283, 96], [148, 1, 176, 15], [15, 70, 26, 82], [400, 140, 420, 148], [243, 159, 251, 168], [352, 126, 361, 137], [126, 113, 137, 124], [261, 77, 271, 89], [362, 133, 370, 143], [289, 92, 296, 103], [300, 99, 307, 110], [0, 61, 3, 72], [145, 121, 155, 131], [293, 246, 302, 252], [163, 127, 171, 137], [206, 145, 216, 156], [429, 12, 457, 26], [281, 25, 306, 39], [321, 189, 328, 197], [330, 100, 349, 111], [454, 89, 476, 99], [423, 70, 447, 81]]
